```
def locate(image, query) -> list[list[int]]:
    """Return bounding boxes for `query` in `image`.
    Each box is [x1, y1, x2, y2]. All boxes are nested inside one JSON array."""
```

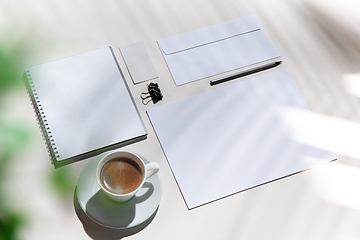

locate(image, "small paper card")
[[119, 41, 158, 84]]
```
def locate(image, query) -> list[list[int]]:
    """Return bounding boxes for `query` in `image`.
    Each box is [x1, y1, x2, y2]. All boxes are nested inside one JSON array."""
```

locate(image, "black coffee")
[[100, 157, 143, 194]]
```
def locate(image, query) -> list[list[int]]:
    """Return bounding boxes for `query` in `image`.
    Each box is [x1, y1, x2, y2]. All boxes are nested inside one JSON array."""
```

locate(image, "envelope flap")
[[158, 14, 262, 55]]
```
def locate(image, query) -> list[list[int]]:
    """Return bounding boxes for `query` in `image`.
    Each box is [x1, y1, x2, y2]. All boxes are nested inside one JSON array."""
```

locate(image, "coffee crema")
[[100, 157, 143, 195]]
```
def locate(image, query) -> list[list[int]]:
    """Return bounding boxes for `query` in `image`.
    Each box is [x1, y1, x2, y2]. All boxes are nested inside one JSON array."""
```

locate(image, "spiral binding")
[[23, 70, 59, 164]]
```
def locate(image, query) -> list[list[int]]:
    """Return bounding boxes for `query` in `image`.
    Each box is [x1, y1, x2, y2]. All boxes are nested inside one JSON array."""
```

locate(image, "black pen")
[[210, 61, 282, 86]]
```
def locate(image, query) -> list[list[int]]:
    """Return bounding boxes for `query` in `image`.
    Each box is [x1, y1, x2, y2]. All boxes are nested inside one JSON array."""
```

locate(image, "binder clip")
[[141, 82, 163, 105]]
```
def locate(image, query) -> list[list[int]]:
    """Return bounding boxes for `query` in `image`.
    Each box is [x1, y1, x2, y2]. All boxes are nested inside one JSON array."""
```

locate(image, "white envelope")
[[157, 14, 280, 86]]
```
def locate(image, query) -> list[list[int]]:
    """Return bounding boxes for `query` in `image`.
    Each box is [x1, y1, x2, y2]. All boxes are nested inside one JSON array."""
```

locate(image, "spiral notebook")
[[24, 47, 147, 168]]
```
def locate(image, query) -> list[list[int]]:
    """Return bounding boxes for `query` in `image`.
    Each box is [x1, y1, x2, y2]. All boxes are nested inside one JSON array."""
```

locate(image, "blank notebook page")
[[26, 47, 147, 162], [147, 69, 336, 209]]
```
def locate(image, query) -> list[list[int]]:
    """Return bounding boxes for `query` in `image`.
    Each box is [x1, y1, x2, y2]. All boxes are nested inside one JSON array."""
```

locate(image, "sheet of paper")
[[120, 41, 158, 84], [147, 69, 336, 209], [157, 14, 280, 86]]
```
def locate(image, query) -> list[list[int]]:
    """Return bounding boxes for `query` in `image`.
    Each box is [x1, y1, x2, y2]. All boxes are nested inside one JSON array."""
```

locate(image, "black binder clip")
[[141, 82, 163, 105]]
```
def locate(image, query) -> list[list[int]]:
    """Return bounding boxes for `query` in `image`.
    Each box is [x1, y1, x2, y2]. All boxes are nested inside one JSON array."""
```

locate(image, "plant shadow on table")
[[74, 182, 157, 240]]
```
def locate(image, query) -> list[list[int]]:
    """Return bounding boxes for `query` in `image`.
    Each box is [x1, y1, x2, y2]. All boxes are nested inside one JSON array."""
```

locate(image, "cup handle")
[[145, 162, 160, 179]]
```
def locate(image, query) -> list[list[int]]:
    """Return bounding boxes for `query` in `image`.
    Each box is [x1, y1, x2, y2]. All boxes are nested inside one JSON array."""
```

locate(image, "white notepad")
[[24, 47, 147, 168], [147, 69, 336, 209]]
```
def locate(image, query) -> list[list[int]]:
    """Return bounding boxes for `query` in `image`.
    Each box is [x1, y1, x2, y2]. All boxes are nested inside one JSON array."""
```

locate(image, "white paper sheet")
[[157, 14, 280, 86], [120, 41, 158, 84], [147, 69, 336, 209]]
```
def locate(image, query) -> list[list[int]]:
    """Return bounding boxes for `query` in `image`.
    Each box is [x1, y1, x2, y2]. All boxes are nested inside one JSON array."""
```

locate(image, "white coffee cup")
[[96, 151, 160, 202]]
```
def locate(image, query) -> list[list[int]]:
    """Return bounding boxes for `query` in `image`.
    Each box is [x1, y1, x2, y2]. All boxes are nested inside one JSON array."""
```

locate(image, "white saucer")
[[76, 154, 162, 229]]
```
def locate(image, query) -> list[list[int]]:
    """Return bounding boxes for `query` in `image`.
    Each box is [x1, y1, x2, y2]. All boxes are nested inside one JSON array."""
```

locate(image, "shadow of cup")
[[74, 182, 156, 239], [85, 182, 154, 227], [133, 182, 154, 204]]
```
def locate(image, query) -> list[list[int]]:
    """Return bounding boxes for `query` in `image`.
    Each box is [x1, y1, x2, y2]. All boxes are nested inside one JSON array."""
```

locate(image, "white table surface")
[[2, 0, 360, 239]]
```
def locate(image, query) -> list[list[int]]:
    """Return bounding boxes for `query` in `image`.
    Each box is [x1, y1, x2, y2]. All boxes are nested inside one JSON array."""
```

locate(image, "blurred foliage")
[[0, 44, 25, 95], [0, 34, 78, 239], [0, 40, 30, 240], [0, 213, 24, 240], [49, 166, 77, 203]]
